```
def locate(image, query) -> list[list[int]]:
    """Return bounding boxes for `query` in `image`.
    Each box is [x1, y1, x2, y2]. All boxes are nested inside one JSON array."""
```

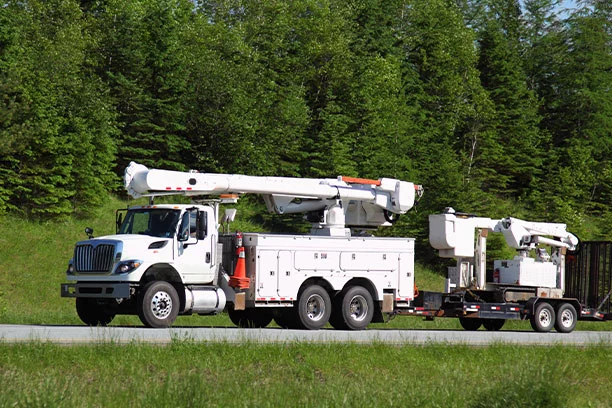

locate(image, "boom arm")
[[124, 162, 423, 234]]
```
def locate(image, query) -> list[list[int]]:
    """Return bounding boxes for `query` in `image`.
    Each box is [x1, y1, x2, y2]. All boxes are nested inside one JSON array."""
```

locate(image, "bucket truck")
[[398, 208, 595, 333], [61, 162, 423, 329]]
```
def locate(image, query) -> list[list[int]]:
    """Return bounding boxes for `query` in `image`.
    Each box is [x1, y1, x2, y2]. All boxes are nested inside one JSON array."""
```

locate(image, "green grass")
[[1, 341, 611, 407]]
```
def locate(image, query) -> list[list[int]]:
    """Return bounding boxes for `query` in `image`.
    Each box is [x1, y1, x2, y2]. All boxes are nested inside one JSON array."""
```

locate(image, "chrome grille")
[[74, 243, 116, 273]]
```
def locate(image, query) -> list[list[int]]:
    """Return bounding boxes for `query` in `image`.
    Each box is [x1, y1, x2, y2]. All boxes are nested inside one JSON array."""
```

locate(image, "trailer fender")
[[525, 297, 581, 317]]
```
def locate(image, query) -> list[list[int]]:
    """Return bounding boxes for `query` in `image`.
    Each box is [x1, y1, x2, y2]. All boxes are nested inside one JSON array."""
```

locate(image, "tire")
[[555, 303, 577, 333], [76, 298, 115, 326], [329, 292, 348, 330], [530, 302, 555, 332], [482, 319, 505, 331], [273, 308, 298, 329], [137, 281, 179, 328], [459, 317, 482, 331], [296, 285, 331, 330], [228, 308, 273, 328], [340, 286, 374, 331]]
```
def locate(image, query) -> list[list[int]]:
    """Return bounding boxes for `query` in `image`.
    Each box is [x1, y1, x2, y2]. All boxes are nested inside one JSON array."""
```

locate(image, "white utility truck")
[[61, 162, 423, 329]]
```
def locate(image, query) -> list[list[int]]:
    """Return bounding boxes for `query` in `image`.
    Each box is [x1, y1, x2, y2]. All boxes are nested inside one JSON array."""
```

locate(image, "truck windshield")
[[119, 209, 181, 238]]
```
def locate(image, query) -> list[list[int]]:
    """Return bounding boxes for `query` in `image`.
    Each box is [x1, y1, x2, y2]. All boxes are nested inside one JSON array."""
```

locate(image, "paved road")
[[1, 324, 612, 345]]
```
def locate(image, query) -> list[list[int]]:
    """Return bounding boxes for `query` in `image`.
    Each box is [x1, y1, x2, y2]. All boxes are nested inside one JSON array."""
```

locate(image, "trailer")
[[394, 209, 611, 333]]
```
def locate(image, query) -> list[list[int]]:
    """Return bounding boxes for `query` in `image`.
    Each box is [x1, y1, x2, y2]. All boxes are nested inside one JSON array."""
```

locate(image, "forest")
[[0, 0, 611, 252]]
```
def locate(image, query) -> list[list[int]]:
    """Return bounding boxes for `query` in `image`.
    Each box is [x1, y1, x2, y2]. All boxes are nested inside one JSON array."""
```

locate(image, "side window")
[[179, 213, 190, 241], [189, 212, 197, 238], [179, 211, 198, 241], [198, 211, 208, 239]]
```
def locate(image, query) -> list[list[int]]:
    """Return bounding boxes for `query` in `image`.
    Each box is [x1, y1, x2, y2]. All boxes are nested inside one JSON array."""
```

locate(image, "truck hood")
[[76, 234, 174, 263]]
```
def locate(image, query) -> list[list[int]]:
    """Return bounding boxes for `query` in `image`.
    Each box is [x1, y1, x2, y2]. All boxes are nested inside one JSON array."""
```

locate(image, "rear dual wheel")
[[329, 286, 374, 331], [296, 285, 331, 330]]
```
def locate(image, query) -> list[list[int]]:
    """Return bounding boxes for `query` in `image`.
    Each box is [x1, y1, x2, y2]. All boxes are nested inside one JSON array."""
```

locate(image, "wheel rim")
[[150, 290, 173, 319], [348, 295, 368, 322], [539, 308, 552, 327], [306, 294, 326, 322], [560, 308, 574, 328]]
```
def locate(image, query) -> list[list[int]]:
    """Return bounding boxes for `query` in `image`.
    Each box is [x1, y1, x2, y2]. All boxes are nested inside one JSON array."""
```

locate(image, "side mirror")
[[197, 212, 207, 240], [116, 213, 124, 233], [85, 227, 94, 239]]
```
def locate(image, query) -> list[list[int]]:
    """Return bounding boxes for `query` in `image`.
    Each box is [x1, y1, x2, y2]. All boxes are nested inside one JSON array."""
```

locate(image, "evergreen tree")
[[91, 0, 192, 174], [476, 1, 548, 200], [397, 0, 492, 215], [0, 0, 116, 218]]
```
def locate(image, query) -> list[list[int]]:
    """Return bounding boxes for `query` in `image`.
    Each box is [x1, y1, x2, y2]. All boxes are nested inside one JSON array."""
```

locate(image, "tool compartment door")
[[256, 250, 278, 298]]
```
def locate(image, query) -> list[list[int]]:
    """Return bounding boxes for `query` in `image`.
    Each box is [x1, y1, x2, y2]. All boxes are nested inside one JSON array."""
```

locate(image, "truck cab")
[[61, 203, 227, 328]]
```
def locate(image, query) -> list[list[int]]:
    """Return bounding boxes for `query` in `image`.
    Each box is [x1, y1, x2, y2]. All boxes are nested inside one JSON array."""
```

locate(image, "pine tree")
[[0, 0, 117, 219], [476, 1, 548, 199], [92, 0, 192, 175]]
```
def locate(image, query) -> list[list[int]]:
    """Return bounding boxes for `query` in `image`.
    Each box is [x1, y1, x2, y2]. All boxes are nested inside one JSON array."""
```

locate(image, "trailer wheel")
[[530, 302, 555, 332], [482, 319, 505, 331], [340, 286, 374, 331], [459, 317, 482, 331], [137, 281, 179, 328], [296, 285, 331, 330], [76, 298, 115, 326], [554, 303, 577, 333], [228, 308, 273, 328]]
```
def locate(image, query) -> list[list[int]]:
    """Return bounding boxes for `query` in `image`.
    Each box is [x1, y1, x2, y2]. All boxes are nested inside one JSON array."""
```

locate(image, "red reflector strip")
[[341, 176, 381, 186]]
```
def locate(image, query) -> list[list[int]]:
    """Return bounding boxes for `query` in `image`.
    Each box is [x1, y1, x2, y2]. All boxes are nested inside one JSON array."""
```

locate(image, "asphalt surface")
[[1, 324, 612, 345]]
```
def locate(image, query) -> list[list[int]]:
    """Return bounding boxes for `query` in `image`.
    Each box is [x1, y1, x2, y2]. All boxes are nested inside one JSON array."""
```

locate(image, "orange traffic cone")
[[229, 237, 250, 290]]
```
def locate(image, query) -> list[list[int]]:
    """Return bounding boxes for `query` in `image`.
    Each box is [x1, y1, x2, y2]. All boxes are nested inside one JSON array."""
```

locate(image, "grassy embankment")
[[1, 196, 612, 407]]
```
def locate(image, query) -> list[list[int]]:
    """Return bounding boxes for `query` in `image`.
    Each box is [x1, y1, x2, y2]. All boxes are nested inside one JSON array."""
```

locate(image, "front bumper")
[[61, 283, 133, 299]]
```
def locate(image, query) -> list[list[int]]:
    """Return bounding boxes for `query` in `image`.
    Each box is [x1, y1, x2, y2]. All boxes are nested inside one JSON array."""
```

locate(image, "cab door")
[[176, 208, 215, 284]]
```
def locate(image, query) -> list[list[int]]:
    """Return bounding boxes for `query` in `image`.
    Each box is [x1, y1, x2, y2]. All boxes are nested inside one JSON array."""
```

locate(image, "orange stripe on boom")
[[341, 176, 381, 186]]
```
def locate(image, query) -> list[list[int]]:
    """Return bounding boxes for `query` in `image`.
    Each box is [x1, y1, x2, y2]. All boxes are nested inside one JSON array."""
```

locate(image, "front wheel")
[[555, 303, 577, 333], [530, 302, 555, 332], [137, 281, 179, 328], [76, 298, 115, 326]]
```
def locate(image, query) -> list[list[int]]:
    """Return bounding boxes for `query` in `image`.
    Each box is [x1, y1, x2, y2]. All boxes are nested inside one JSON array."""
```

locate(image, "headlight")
[[66, 260, 75, 275], [114, 260, 143, 274]]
